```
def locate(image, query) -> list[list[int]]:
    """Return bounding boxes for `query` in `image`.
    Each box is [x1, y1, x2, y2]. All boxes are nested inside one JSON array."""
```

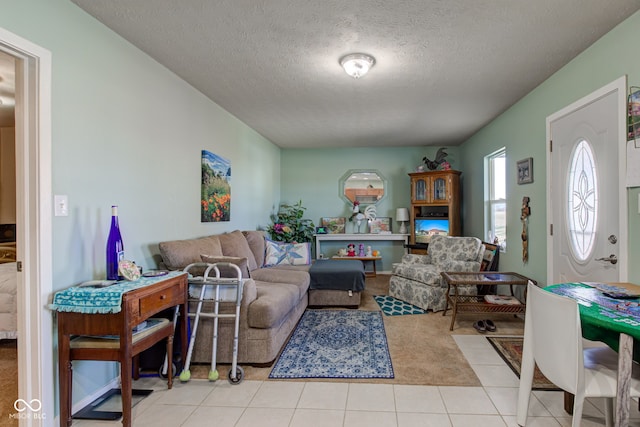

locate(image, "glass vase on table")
[[106, 205, 124, 280]]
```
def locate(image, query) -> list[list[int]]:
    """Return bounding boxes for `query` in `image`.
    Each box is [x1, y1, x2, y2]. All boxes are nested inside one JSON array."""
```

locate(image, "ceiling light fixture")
[[340, 53, 375, 79]]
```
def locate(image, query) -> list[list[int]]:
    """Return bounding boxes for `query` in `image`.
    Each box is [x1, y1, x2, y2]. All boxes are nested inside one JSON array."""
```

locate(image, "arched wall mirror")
[[339, 169, 387, 205]]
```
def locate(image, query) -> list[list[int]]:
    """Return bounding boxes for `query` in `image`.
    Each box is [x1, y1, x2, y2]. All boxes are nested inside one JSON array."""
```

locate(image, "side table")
[[52, 272, 188, 427], [440, 271, 533, 331], [331, 256, 381, 277]]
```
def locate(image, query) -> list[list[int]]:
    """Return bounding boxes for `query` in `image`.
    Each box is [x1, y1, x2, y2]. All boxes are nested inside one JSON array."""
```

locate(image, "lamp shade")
[[395, 208, 409, 222]]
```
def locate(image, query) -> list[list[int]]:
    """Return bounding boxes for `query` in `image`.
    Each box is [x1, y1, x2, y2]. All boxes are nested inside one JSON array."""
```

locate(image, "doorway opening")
[[0, 26, 54, 424]]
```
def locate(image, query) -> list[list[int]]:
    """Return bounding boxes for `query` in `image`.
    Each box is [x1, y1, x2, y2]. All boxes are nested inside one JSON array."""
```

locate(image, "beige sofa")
[[158, 230, 310, 365]]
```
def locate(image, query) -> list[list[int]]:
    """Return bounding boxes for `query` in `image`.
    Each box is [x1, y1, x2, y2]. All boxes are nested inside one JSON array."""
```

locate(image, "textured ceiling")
[[69, 1, 640, 148]]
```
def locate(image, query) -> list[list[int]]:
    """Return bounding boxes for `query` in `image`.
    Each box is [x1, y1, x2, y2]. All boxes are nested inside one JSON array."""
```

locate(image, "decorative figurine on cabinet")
[[366, 246, 373, 257], [422, 147, 448, 170], [358, 243, 365, 257]]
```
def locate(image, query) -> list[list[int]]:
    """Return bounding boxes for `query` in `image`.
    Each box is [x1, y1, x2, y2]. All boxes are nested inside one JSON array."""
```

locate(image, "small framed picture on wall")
[[369, 217, 392, 234], [517, 158, 533, 185], [320, 217, 346, 234]]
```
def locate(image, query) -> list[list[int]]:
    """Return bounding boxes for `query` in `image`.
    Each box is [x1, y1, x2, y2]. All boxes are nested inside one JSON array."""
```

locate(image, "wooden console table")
[[313, 233, 409, 267], [314, 233, 409, 260], [440, 271, 532, 331], [53, 272, 188, 427]]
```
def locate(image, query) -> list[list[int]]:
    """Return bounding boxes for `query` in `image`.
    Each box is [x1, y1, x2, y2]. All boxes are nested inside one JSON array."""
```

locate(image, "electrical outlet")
[[54, 195, 69, 217]]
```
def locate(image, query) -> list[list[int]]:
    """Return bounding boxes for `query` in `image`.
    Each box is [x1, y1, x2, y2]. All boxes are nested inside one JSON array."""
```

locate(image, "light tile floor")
[[72, 335, 640, 427]]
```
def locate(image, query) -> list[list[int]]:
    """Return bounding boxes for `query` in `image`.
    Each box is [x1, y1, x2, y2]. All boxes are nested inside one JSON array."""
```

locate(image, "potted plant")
[[266, 200, 315, 243]]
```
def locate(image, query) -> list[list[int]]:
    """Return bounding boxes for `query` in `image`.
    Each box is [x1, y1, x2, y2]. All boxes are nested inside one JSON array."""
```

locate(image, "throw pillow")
[[200, 254, 251, 278], [217, 230, 258, 271], [158, 235, 223, 270], [264, 240, 311, 267], [480, 242, 499, 271]]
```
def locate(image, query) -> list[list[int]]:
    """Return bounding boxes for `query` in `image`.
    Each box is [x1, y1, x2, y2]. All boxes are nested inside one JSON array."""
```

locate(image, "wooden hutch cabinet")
[[408, 170, 461, 252]]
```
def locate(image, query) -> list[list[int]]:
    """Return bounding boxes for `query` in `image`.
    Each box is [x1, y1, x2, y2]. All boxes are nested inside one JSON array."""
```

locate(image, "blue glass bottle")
[[106, 205, 124, 280]]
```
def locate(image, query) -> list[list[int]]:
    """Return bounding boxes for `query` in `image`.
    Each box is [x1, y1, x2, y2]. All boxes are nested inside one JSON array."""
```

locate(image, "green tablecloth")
[[546, 283, 640, 362]]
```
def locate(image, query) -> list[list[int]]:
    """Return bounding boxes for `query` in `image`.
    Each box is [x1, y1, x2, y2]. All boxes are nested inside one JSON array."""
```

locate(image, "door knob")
[[595, 254, 618, 265]]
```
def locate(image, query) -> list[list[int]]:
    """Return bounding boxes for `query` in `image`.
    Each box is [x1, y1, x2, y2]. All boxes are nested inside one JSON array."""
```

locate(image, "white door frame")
[[0, 27, 53, 425], [546, 76, 628, 285]]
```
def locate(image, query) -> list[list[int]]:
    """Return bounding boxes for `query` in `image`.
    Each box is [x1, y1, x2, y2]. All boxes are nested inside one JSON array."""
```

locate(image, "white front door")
[[547, 77, 628, 284]]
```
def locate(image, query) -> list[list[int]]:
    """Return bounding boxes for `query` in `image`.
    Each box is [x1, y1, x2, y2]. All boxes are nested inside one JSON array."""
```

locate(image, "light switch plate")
[[54, 195, 68, 216]]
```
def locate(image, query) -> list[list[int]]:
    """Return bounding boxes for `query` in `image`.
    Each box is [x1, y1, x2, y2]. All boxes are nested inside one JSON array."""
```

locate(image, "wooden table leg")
[[363, 260, 376, 278], [442, 284, 451, 317], [448, 284, 458, 331], [120, 355, 133, 427], [167, 335, 174, 389], [58, 332, 72, 427], [615, 333, 633, 427]]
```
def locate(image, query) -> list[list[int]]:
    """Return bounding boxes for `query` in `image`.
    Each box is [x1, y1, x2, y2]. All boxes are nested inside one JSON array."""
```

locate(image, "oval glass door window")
[[566, 139, 598, 262]]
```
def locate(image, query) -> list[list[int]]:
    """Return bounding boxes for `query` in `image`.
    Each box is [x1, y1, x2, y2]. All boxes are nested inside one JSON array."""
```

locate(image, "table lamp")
[[396, 208, 409, 234]]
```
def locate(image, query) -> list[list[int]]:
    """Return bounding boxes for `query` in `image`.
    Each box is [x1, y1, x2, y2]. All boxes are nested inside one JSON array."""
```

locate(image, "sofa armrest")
[[241, 278, 258, 307], [438, 260, 481, 272]]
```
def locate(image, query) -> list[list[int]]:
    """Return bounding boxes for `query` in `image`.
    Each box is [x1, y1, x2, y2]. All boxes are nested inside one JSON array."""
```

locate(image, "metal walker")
[[177, 262, 245, 384]]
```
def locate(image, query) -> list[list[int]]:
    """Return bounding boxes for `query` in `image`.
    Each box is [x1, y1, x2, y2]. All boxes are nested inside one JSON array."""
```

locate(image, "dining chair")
[[517, 282, 640, 427]]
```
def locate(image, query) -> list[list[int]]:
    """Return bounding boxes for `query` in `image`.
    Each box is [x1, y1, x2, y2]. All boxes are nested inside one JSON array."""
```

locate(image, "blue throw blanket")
[[49, 271, 183, 314], [309, 259, 365, 291]]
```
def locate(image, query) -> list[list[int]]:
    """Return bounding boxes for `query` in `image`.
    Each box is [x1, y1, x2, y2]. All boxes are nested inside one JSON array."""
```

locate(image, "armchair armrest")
[[400, 253, 432, 265]]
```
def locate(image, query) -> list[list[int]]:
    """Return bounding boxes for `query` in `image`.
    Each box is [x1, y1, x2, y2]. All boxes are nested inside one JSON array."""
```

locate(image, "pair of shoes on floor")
[[473, 319, 497, 333]]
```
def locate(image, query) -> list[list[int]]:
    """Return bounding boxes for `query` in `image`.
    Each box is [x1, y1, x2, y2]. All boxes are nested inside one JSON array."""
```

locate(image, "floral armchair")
[[389, 235, 484, 312]]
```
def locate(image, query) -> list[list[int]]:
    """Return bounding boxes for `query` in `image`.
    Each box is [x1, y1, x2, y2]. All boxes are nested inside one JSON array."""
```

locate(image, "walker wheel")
[[228, 366, 244, 385], [158, 362, 178, 379]]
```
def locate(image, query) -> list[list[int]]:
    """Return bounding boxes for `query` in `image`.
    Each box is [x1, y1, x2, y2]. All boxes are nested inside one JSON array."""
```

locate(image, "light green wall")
[[1, 0, 280, 409], [459, 10, 640, 286], [280, 146, 461, 270], [5, 0, 640, 413]]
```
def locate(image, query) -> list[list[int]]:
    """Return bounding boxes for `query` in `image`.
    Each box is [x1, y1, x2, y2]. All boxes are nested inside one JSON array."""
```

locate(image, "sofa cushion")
[[248, 282, 301, 329], [159, 235, 223, 270], [218, 230, 258, 272], [242, 230, 267, 269], [250, 267, 310, 300], [200, 254, 251, 278], [264, 240, 311, 267]]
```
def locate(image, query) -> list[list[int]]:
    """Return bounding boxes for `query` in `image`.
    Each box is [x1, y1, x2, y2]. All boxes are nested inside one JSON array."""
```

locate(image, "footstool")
[[308, 259, 365, 307]]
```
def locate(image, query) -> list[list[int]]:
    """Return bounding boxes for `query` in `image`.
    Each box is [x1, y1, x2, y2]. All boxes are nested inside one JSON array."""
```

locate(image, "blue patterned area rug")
[[374, 295, 426, 316], [269, 310, 394, 379]]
